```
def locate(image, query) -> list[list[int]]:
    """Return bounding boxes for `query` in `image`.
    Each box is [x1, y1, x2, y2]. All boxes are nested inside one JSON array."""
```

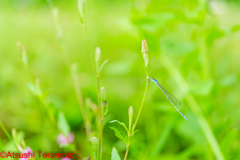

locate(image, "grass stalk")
[[124, 143, 130, 160], [198, 31, 211, 80], [132, 78, 149, 132], [0, 121, 18, 150], [123, 78, 149, 160], [47, 0, 91, 141], [96, 75, 103, 159], [35, 83, 83, 160], [160, 54, 224, 160], [18, 43, 83, 160], [81, 19, 103, 160]]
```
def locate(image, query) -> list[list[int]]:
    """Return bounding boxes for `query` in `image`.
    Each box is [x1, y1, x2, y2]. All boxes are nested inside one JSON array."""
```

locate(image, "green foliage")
[[111, 147, 122, 160], [78, 0, 85, 24], [58, 112, 70, 137], [91, 137, 99, 160], [99, 59, 109, 74], [27, 81, 42, 97], [109, 127, 128, 143], [1, 0, 240, 160], [110, 120, 128, 132]]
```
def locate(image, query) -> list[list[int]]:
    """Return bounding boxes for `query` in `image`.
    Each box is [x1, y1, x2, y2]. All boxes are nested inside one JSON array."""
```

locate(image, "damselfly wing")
[[151, 76, 187, 120]]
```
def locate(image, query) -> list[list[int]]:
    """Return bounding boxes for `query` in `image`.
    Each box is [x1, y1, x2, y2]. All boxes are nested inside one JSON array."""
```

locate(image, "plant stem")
[[124, 77, 149, 160], [0, 121, 17, 149], [21, 52, 83, 160], [96, 75, 103, 159], [38, 95, 58, 128], [71, 70, 91, 141], [198, 30, 210, 80], [38, 94, 83, 160], [38, 96, 83, 160], [46, 0, 91, 141], [124, 143, 130, 160], [74, 149, 83, 160], [82, 23, 103, 160], [132, 78, 149, 132], [82, 24, 97, 74]]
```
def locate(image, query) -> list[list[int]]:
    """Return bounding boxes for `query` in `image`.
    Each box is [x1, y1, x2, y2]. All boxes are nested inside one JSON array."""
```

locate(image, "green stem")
[[47, 0, 91, 141], [160, 54, 224, 160], [82, 23, 102, 160], [38, 96, 83, 160], [124, 143, 130, 160], [132, 77, 149, 132], [0, 122, 38, 160], [82, 24, 97, 74], [72, 71, 91, 141], [124, 77, 149, 160], [21, 52, 83, 160], [38, 95, 58, 128], [198, 30, 210, 80], [0, 121, 17, 150], [96, 75, 103, 160]]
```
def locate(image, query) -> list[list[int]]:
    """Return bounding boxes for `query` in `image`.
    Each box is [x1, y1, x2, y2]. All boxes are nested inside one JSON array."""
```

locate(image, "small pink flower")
[[57, 132, 74, 145], [19, 147, 33, 160], [61, 158, 71, 160]]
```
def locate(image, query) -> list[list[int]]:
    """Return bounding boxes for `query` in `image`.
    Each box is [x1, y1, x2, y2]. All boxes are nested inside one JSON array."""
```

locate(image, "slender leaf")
[[111, 147, 121, 160], [110, 120, 128, 132], [109, 127, 128, 143], [99, 59, 109, 73], [27, 82, 36, 95], [58, 112, 70, 136]]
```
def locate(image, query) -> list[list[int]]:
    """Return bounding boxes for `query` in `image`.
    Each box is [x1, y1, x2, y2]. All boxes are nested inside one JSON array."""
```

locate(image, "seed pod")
[[78, 0, 85, 24], [100, 87, 106, 101], [141, 38, 150, 77], [142, 38, 148, 53], [91, 137, 98, 160], [128, 106, 133, 131], [100, 87, 107, 116], [95, 47, 101, 73], [141, 38, 149, 67]]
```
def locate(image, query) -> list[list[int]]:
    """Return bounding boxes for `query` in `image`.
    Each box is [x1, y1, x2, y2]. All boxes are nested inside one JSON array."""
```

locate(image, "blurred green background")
[[0, 0, 240, 159]]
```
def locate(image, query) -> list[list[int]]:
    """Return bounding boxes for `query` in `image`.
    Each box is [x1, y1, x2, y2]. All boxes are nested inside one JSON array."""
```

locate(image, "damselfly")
[[150, 76, 187, 120]]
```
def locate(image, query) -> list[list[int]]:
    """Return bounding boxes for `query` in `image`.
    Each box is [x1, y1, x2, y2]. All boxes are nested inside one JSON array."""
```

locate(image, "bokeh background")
[[0, 0, 240, 159]]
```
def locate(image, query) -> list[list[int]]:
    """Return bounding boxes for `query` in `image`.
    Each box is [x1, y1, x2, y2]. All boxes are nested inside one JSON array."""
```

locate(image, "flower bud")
[[141, 38, 149, 66], [95, 47, 101, 73], [100, 87, 108, 116], [128, 106, 133, 130], [12, 128, 17, 144], [141, 38, 150, 77], [100, 87, 106, 101], [17, 42, 28, 67], [91, 137, 98, 160], [142, 38, 148, 53], [78, 0, 85, 24], [91, 137, 98, 150], [57, 132, 75, 146]]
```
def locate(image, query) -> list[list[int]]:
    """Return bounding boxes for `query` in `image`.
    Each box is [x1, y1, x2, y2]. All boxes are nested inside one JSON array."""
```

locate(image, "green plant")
[[17, 42, 83, 159], [110, 38, 188, 160], [1, 0, 239, 159], [78, 0, 109, 159]]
